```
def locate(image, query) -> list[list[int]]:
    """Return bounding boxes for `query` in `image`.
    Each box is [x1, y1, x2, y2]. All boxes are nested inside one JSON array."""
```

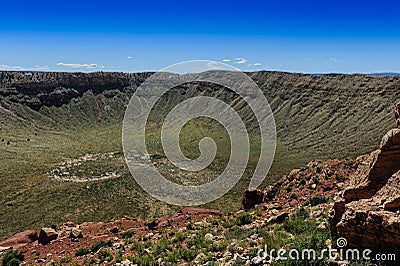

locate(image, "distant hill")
[[369, 72, 400, 76]]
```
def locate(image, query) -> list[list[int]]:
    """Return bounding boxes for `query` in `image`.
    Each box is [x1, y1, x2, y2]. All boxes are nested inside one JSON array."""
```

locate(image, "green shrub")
[[221, 218, 236, 229], [290, 193, 298, 199], [186, 233, 212, 250], [5, 259, 19, 266], [282, 217, 316, 235], [248, 248, 259, 260], [186, 223, 196, 230], [153, 237, 169, 256], [97, 250, 113, 263], [130, 254, 157, 266], [59, 257, 72, 264], [305, 196, 330, 206], [120, 230, 135, 239], [130, 240, 146, 252], [83, 258, 97, 266], [90, 239, 113, 252], [150, 153, 166, 160], [208, 240, 228, 252], [179, 248, 197, 261], [224, 225, 249, 240], [2, 250, 24, 266], [171, 232, 187, 243], [235, 212, 253, 226], [292, 207, 308, 219], [115, 251, 123, 263], [75, 247, 90, 257], [259, 229, 292, 251]]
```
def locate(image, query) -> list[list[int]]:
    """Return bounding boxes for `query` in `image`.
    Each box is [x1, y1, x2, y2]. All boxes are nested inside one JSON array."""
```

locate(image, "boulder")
[[69, 228, 83, 239], [0, 230, 38, 249], [267, 212, 289, 224], [241, 189, 265, 210], [320, 180, 335, 191], [38, 228, 58, 245]]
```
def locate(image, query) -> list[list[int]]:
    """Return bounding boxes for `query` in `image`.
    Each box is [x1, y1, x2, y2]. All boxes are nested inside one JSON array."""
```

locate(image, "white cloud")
[[57, 62, 98, 69], [235, 57, 247, 64], [247, 62, 262, 68], [326, 58, 339, 63], [0, 64, 22, 70], [33, 65, 49, 71], [222, 59, 230, 62], [207, 61, 226, 70], [127, 56, 132, 59]]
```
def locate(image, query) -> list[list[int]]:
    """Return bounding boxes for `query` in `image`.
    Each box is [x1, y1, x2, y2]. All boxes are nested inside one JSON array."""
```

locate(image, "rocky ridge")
[[329, 105, 400, 256]]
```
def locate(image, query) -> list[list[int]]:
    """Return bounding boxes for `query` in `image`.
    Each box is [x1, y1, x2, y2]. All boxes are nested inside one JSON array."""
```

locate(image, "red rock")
[[289, 199, 298, 207], [0, 230, 38, 249], [320, 181, 335, 191], [179, 207, 222, 216]]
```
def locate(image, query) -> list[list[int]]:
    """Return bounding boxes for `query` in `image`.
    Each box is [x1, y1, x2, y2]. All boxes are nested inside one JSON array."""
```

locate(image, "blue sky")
[[1, 0, 400, 73]]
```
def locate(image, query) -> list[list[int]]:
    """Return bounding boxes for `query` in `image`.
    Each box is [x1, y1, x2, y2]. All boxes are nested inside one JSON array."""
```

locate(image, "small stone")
[[46, 260, 55, 266], [223, 251, 232, 259], [193, 252, 206, 264], [236, 246, 244, 254], [113, 242, 123, 249], [250, 234, 258, 240], [318, 222, 326, 231], [204, 233, 214, 241], [336, 182, 345, 189], [143, 248, 151, 255], [64, 221, 75, 227], [121, 259, 132, 266]]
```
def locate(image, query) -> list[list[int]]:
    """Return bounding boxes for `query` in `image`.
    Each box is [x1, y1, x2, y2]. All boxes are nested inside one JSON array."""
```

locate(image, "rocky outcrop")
[[241, 159, 356, 210], [38, 228, 58, 245], [149, 207, 222, 230], [241, 189, 266, 211], [0, 71, 151, 110], [0, 230, 38, 249], [330, 109, 400, 255], [69, 228, 83, 239]]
